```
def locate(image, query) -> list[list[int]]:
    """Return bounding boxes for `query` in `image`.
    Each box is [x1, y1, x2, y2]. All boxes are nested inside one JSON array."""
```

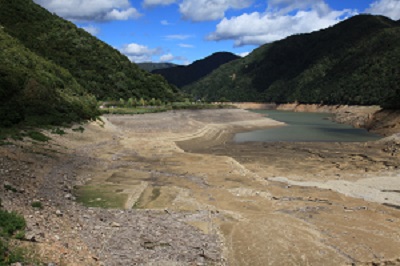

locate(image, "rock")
[[110, 222, 121, 227], [64, 193, 73, 200], [25, 232, 36, 242], [56, 210, 63, 217]]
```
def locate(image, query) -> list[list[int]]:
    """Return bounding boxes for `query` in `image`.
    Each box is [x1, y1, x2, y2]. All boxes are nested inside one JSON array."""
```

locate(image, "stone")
[[110, 222, 121, 227], [26, 233, 37, 242]]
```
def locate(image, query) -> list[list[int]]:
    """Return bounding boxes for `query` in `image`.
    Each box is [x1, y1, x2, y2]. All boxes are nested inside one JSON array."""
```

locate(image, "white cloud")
[[34, 0, 141, 21], [81, 25, 100, 35], [165, 34, 193, 40], [208, 1, 355, 46], [120, 43, 162, 63], [365, 0, 400, 20], [158, 53, 189, 64], [143, 0, 176, 7], [160, 53, 175, 61], [104, 8, 141, 20], [179, 43, 194, 48], [179, 0, 253, 21]]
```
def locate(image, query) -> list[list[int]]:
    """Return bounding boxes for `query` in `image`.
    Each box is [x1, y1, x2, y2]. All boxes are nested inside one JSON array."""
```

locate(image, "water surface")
[[234, 110, 381, 142]]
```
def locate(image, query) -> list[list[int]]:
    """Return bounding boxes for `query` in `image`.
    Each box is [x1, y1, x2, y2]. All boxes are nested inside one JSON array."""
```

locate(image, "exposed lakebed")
[[234, 110, 381, 142]]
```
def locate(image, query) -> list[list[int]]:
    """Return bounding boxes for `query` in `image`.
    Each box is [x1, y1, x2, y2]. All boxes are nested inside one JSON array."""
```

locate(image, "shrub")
[[0, 209, 26, 238], [51, 128, 66, 135], [26, 131, 51, 142], [3, 185, 17, 193], [31, 201, 43, 209], [72, 126, 85, 133]]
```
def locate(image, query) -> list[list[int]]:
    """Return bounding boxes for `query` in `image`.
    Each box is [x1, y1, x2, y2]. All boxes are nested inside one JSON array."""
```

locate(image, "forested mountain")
[[184, 15, 400, 109], [153, 52, 240, 88], [0, 0, 178, 101], [0, 28, 98, 127], [138, 62, 179, 72]]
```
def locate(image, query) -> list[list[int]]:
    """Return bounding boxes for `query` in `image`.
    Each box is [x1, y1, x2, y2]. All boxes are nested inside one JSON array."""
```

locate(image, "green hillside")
[[184, 15, 400, 109], [0, 0, 178, 101], [0, 28, 98, 127]]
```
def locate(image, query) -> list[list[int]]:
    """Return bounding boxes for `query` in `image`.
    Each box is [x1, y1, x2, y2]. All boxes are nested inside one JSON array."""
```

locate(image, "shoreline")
[[227, 102, 400, 137], [1, 108, 400, 265]]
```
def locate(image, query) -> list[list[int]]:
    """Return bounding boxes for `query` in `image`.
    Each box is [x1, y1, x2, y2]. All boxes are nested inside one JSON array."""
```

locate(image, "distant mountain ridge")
[[153, 52, 240, 88], [184, 15, 400, 109], [137, 62, 180, 72]]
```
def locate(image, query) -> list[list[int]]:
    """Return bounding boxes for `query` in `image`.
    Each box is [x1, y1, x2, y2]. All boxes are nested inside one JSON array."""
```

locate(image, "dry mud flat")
[[1, 109, 400, 265]]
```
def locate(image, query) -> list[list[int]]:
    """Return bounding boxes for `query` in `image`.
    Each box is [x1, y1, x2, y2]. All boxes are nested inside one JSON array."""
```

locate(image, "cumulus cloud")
[[179, 0, 253, 21], [34, 0, 141, 21], [160, 53, 175, 61], [365, 0, 400, 20], [81, 25, 100, 35], [143, 0, 177, 8], [208, 1, 355, 46], [104, 8, 141, 20], [120, 43, 162, 63]]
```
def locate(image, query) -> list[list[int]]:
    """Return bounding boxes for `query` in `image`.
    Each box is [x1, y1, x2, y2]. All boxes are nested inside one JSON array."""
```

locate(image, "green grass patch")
[[26, 131, 51, 142], [0, 239, 25, 266], [150, 187, 161, 202], [3, 185, 17, 193], [30, 202, 43, 209], [51, 128, 66, 135], [0, 204, 42, 265], [0, 210, 26, 238], [75, 185, 127, 208]]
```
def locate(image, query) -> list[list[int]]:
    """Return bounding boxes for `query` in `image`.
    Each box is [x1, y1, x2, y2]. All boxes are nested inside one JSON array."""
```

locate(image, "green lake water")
[[234, 110, 381, 142]]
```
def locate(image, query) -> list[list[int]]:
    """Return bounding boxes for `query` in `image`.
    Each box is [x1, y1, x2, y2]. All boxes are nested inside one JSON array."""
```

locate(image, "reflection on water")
[[234, 110, 381, 142]]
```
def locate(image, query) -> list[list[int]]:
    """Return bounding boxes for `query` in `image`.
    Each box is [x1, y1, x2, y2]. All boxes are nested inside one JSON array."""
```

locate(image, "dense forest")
[[0, 0, 178, 101], [0, 0, 181, 127], [153, 52, 240, 88], [138, 62, 179, 72], [184, 15, 400, 109], [0, 27, 98, 127]]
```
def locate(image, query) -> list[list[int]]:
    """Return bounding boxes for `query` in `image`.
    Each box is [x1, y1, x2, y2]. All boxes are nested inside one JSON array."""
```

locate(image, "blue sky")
[[34, 0, 400, 65]]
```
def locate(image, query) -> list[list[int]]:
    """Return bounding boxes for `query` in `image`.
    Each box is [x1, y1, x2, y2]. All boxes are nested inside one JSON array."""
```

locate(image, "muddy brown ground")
[[2, 109, 400, 265]]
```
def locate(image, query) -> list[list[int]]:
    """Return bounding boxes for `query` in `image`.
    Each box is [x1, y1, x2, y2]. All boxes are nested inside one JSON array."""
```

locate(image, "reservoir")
[[234, 110, 381, 142]]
